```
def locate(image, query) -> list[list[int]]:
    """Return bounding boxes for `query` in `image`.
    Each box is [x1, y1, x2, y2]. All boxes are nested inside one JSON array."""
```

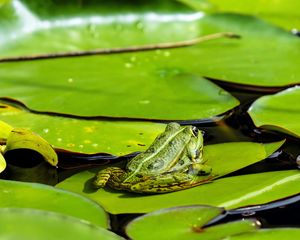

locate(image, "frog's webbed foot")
[[188, 163, 212, 176], [93, 167, 125, 189]]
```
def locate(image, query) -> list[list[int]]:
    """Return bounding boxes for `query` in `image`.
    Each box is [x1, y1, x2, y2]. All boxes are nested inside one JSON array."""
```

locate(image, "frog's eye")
[[192, 126, 199, 136]]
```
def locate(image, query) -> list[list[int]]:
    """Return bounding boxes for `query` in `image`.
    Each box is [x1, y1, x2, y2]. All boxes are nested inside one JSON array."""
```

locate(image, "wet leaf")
[[0, 208, 122, 240], [248, 87, 300, 138], [4, 128, 58, 166], [0, 179, 108, 227], [56, 141, 287, 214], [228, 228, 300, 240], [0, 119, 12, 139], [126, 205, 258, 240], [0, 102, 165, 155], [189, 0, 300, 30]]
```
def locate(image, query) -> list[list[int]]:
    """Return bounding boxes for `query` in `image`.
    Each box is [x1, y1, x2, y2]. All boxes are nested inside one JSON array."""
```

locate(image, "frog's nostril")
[[192, 126, 198, 136]]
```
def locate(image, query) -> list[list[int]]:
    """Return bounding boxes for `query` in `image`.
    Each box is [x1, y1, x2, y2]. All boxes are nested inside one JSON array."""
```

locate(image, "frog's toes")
[[93, 172, 110, 188]]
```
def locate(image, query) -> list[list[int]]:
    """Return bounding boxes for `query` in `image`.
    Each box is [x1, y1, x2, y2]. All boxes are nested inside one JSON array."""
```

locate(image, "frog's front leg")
[[93, 167, 125, 188], [130, 172, 212, 193]]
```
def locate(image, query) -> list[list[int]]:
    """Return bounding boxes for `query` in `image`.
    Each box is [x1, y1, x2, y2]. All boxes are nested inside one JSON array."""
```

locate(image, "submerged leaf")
[[57, 141, 287, 214], [4, 128, 58, 166], [248, 86, 300, 138]]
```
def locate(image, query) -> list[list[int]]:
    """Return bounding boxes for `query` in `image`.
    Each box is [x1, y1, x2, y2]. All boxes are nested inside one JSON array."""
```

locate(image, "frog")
[[93, 122, 213, 193]]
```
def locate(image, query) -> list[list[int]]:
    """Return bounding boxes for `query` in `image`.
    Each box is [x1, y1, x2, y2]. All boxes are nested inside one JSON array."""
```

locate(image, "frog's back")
[[126, 123, 191, 174]]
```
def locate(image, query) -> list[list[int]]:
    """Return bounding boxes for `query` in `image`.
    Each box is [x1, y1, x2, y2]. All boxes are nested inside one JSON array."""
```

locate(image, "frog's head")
[[182, 125, 204, 161]]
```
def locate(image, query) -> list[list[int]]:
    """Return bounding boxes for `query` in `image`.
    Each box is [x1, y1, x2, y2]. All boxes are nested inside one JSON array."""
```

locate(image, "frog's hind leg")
[[130, 172, 214, 193], [93, 167, 125, 189]]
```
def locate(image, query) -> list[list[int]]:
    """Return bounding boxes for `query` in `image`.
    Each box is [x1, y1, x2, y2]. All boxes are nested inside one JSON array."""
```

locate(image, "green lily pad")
[[0, 120, 12, 139], [0, 0, 199, 57], [186, 0, 300, 30], [0, 208, 122, 240], [0, 102, 165, 155], [248, 87, 300, 138], [126, 205, 258, 240], [228, 228, 300, 240], [56, 141, 287, 214], [0, 179, 108, 227]]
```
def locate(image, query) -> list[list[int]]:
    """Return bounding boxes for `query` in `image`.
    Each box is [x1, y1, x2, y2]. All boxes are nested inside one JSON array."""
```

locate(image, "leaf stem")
[[0, 32, 240, 62]]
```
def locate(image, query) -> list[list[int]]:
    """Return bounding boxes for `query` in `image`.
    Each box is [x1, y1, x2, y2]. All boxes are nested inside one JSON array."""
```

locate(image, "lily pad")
[[0, 120, 12, 139], [56, 141, 288, 214], [248, 86, 300, 138], [0, 102, 165, 155], [185, 0, 300, 30], [0, 208, 122, 240], [228, 228, 300, 240], [0, 179, 108, 227], [126, 205, 258, 240]]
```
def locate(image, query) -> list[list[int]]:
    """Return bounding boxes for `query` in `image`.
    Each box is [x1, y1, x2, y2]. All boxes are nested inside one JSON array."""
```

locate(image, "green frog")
[[93, 122, 213, 193]]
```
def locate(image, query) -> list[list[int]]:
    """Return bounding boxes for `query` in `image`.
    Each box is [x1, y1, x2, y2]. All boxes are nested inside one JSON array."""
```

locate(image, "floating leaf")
[[0, 208, 122, 240], [0, 0, 200, 57], [0, 179, 108, 228], [56, 141, 287, 214], [187, 0, 300, 30], [248, 87, 300, 138], [4, 128, 58, 166], [0, 102, 165, 155], [228, 228, 300, 240], [126, 205, 258, 240], [0, 119, 12, 139]]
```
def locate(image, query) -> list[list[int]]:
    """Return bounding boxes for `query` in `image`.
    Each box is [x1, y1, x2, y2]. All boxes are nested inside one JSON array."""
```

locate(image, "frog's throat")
[[123, 126, 187, 183]]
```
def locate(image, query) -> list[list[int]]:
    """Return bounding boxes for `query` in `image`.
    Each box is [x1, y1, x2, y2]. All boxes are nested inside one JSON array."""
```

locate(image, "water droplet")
[[125, 62, 133, 68], [130, 56, 136, 62], [218, 89, 229, 96], [241, 211, 256, 216], [79, 145, 84, 148], [139, 100, 150, 104], [296, 155, 300, 166], [68, 78, 74, 83], [57, 138, 62, 142], [135, 21, 144, 31], [92, 143, 98, 147], [163, 51, 170, 57], [43, 128, 49, 133]]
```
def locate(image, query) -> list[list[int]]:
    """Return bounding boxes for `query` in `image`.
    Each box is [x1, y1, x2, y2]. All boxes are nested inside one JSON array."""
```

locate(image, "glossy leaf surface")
[[193, 0, 300, 30], [0, 208, 122, 240], [126, 205, 258, 240], [0, 102, 165, 155], [229, 228, 300, 240], [56, 141, 287, 214], [248, 87, 300, 138], [0, 179, 108, 227]]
